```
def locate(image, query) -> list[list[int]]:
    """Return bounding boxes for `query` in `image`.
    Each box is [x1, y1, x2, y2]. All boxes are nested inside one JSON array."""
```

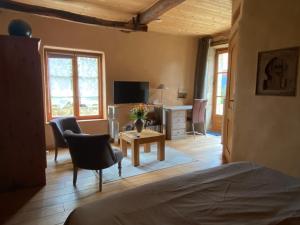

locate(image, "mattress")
[[64, 162, 300, 225]]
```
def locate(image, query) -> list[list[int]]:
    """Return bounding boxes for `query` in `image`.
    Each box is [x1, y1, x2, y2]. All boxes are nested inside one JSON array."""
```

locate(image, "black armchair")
[[63, 130, 123, 191], [49, 117, 82, 161], [145, 106, 163, 133]]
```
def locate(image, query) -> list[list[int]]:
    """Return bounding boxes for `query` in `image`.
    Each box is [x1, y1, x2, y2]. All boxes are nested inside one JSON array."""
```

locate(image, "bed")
[[64, 162, 300, 225]]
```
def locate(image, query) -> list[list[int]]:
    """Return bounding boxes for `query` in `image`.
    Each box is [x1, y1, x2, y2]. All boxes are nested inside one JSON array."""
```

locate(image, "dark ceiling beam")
[[0, 0, 148, 32], [138, 0, 186, 24]]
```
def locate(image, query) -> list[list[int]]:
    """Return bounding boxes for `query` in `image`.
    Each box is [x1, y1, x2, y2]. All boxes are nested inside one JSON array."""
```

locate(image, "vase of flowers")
[[130, 104, 148, 134]]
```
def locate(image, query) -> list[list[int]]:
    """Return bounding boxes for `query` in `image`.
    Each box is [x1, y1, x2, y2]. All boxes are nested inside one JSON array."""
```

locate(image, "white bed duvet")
[[64, 162, 300, 225]]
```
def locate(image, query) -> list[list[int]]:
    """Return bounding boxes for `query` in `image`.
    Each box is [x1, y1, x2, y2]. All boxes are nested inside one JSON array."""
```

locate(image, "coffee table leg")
[[120, 138, 127, 157], [131, 140, 140, 166], [144, 143, 151, 153], [157, 138, 165, 161]]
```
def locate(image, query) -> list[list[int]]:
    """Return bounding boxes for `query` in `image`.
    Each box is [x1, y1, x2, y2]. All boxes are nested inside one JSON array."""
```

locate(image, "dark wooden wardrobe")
[[0, 35, 46, 191]]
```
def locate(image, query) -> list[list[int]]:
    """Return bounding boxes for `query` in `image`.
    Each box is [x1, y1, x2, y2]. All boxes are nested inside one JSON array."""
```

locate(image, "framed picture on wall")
[[256, 47, 299, 96]]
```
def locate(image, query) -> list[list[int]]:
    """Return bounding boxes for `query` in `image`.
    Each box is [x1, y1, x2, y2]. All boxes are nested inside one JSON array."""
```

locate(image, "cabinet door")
[[0, 36, 46, 191]]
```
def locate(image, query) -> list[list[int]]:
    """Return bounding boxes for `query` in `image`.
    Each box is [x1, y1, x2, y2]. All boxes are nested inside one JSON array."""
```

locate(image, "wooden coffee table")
[[119, 130, 165, 167]]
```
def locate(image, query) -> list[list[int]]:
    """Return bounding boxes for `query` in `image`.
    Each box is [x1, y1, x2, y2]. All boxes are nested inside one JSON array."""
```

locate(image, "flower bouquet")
[[130, 104, 148, 133]]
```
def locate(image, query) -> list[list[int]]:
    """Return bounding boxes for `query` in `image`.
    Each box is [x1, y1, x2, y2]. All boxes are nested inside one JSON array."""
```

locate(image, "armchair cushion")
[[49, 117, 82, 148], [112, 149, 123, 163]]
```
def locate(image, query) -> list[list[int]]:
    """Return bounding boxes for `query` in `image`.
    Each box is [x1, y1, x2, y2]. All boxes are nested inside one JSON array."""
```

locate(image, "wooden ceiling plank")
[[1, 0, 232, 36], [83, 0, 157, 14], [157, 13, 230, 29], [160, 12, 230, 25], [138, 0, 186, 24], [148, 0, 231, 36], [0, 0, 147, 32]]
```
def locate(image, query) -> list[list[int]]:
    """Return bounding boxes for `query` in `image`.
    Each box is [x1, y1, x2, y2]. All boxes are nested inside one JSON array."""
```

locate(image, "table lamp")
[[157, 84, 168, 104]]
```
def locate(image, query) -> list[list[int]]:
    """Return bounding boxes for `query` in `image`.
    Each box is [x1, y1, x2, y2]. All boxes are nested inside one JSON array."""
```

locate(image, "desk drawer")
[[171, 129, 186, 139], [166, 109, 188, 140], [172, 121, 186, 129], [171, 110, 186, 119], [172, 116, 186, 124]]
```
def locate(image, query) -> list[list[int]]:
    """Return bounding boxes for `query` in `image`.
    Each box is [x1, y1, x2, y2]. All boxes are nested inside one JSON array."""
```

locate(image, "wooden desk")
[[119, 130, 165, 167], [164, 105, 192, 140]]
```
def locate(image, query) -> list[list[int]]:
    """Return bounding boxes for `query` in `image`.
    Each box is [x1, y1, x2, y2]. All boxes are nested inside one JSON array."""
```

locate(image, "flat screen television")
[[113, 81, 149, 104]]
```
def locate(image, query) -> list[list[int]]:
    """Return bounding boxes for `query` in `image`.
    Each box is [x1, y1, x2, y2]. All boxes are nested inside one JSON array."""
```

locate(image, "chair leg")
[[118, 161, 122, 177], [54, 146, 58, 161], [99, 169, 103, 192], [192, 123, 196, 137], [203, 122, 207, 135], [203, 111, 207, 135], [73, 166, 78, 186]]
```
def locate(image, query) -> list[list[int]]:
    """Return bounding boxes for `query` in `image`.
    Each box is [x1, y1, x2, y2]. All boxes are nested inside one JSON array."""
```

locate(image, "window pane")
[[217, 72, 227, 97], [48, 57, 74, 117], [216, 97, 224, 115], [77, 56, 99, 116], [218, 52, 228, 73], [51, 97, 74, 117]]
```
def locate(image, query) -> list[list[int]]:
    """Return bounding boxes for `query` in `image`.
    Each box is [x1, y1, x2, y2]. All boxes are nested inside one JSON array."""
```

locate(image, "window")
[[44, 49, 104, 121], [214, 49, 228, 116]]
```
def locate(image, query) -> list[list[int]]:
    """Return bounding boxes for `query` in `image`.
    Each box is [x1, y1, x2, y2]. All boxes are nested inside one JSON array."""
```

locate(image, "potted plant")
[[130, 104, 148, 134]]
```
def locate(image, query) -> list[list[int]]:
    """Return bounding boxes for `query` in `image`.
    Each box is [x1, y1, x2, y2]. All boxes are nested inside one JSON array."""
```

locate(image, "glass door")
[[212, 48, 229, 132]]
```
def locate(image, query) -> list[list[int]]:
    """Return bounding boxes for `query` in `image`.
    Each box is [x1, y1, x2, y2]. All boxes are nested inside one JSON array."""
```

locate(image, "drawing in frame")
[[256, 47, 299, 96]]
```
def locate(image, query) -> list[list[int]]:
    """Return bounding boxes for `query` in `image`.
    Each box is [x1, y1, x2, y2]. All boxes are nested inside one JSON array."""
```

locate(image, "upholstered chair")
[[63, 131, 123, 191], [189, 99, 208, 135], [49, 117, 82, 161], [145, 106, 163, 133]]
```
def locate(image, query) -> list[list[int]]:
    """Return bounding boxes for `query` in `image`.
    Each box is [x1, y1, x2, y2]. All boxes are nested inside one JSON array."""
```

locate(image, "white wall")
[[231, 0, 300, 177]]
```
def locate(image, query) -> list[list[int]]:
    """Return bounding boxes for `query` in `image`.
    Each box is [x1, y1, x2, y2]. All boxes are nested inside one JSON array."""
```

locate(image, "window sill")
[[45, 118, 107, 125], [77, 118, 108, 123]]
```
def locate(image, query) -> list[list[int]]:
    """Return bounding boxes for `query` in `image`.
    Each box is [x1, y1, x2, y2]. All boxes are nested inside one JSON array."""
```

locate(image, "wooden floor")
[[0, 134, 222, 225]]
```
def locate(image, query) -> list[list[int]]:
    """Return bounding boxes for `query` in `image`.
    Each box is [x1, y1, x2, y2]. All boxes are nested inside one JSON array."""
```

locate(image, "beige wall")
[[231, 0, 300, 177], [0, 9, 198, 149]]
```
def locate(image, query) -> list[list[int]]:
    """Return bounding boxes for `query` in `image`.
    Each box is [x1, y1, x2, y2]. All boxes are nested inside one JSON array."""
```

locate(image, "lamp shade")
[[157, 84, 168, 90]]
